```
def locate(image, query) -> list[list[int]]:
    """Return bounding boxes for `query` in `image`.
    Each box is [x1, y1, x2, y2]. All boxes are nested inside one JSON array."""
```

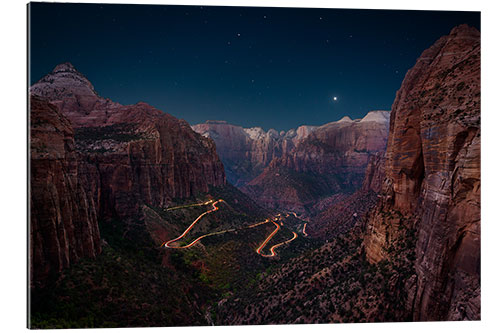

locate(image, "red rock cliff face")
[[242, 111, 390, 214], [30, 96, 101, 287], [192, 121, 317, 186], [363, 25, 480, 321], [31, 63, 226, 220], [362, 152, 386, 193], [279, 111, 389, 175]]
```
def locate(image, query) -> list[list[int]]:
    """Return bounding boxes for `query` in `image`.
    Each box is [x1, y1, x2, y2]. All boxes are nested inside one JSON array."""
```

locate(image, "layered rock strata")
[[30, 63, 226, 285], [192, 120, 317, 186], [242, 111, 390, 213], [30, 95, 101, 287], [363, 24, 480, 321]]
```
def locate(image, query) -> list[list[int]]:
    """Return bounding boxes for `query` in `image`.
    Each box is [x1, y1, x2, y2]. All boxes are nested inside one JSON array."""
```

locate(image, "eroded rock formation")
[[242, 111, 390, 214], [30, 63, 226, 285], [192, 120, 317, 186], [30, 95, 101, 287], [363, 24, 480, 321], [31, 63, 226, 220]]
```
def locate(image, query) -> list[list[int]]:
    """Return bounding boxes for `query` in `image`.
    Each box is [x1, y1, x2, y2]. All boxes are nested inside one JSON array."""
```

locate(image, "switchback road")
[[162, 199, 299, 257]]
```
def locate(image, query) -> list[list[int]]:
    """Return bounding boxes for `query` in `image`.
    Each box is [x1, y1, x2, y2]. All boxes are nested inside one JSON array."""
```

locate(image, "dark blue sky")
[[29, 3, 480, 131]]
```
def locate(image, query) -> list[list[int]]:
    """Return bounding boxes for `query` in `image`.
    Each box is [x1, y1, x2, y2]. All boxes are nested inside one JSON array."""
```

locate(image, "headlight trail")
[[265, 232, 298, 257], [164, 199, 224, 248], [162, 199, 299, 257], [255, 221, 281, 256], [164, 199, 215, 211]]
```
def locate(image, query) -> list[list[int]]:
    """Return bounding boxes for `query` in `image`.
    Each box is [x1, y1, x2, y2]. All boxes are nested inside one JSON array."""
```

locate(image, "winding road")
[[255, 220, 281, 256], [302, 223, 308, 237], [259, 230, 298, 257], [162, 199, 300, 257], [163, 199, 225, 248]]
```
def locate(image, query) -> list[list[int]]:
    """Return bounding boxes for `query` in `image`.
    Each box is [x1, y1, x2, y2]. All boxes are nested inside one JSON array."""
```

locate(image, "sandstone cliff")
[[192, 120, 317, 186], [242, 111, 390, 214], [30, 95, 101, 287], [363, 24, 480, 321], [30, 63, 226, 287], [362, 152, 386, 193], [31, 63, 226, 220]]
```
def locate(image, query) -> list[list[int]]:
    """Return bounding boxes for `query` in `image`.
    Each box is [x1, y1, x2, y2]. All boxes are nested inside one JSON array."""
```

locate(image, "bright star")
[[333, 96, 338, 101]]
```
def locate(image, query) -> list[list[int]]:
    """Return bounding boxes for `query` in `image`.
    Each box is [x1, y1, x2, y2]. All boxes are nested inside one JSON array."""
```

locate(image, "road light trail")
[[302, 223, 308, 236], [165, 199, 214, 211], [162, 199, 299, 256], [164, 199, 224, 248], [167, 228, 237, 248], [256, 221, 281, 256], [266, 232, 298, 257]]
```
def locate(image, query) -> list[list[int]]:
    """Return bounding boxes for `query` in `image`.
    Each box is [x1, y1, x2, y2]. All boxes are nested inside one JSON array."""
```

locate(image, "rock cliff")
[[30, 63, 226, 286], [362, 152, 386, 193], [242, 111, 390, 214], [192, 120, 317, 186], [363, 24, 480, 321], [30, 95, 101, 287], [31, 63, 226, 220]]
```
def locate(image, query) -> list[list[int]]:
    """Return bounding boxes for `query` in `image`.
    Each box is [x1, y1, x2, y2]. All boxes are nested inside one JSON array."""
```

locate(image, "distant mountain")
[[192, 121, 317, 186], [242, 110, 390, 215]]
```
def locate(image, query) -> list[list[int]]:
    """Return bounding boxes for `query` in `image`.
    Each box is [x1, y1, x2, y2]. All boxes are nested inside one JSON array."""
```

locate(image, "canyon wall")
[[30, 63, 226, 285], [30, 96, 101, 287], [242, 111, 390, 214], [192, 120, 317, 186], [31, 63, 226, 220], [363, 24, 480, 321]]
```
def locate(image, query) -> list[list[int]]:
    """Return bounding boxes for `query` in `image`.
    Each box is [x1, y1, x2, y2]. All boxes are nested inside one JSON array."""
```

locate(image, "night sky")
[[29, 3, 480, 131]]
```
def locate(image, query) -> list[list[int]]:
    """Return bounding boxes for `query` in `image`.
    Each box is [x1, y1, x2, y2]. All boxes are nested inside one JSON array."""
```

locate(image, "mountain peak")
[[337, 116, 353, 123], [31, 61, 98, 100], [449, 24, 480, 38], [360, 110, 390, 123], [52, 62, 78, 74]]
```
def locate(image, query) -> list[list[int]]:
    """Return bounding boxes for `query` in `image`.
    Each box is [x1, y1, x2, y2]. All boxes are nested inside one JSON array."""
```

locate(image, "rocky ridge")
[[363, 24, 481, 321], [241, 110, 390, 214], [30, 63, 226, 285], [192, 120, 318, 186]]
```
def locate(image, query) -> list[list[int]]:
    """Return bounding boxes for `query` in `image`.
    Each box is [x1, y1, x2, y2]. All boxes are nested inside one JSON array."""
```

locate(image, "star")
[[333, 96, 338, 101]]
